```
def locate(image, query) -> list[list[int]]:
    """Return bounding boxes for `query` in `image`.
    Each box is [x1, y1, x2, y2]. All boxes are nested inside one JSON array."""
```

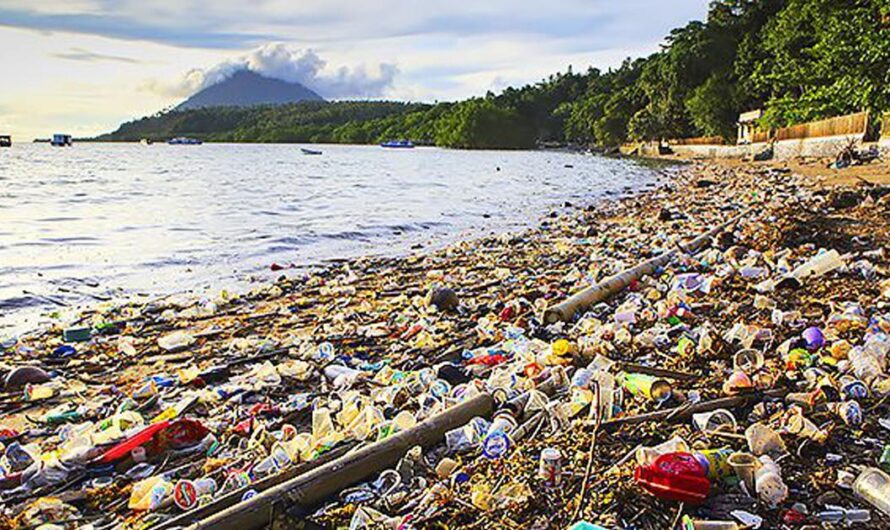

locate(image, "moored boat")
[[0, 135, 10, 147], [167, 137, 202, 145], [51, 134, 72, 147], [380, 139, 414, 148]]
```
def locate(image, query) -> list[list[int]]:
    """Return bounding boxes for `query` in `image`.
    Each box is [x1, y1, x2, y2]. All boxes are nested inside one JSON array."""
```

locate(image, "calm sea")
[[0, 142, 660, 333]]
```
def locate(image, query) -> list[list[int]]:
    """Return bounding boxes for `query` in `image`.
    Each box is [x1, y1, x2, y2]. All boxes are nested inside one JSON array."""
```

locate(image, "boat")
[[167, 137, 202, 145], [380, 139, 414, 148], [300, 147, 323, 155], [51, 134, 72, 147], [0, 135, 10, 148], [140, 138, 153, 146]]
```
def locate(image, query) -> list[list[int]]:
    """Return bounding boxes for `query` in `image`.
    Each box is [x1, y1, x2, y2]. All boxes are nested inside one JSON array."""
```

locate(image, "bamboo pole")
[[543, 210, 747, 324]]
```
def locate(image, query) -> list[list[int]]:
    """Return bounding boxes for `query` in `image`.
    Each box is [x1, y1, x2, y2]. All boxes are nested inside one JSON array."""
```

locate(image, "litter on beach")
[[2, 161, 889, 529]]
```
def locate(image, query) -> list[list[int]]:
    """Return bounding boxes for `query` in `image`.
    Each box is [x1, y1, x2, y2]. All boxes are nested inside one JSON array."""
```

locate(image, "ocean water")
[[0, 142, 659, 332]]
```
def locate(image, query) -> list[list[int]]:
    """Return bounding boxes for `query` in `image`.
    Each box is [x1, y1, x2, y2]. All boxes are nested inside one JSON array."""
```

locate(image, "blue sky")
[[0, 0, 709, 140]]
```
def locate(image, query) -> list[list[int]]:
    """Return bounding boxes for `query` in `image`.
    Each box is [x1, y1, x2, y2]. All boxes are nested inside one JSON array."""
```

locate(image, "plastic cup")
[[692, 409, 737, 433], [745, 423, 786, 456], [727, 452, 758, 493], [733, 349, 764, 372]]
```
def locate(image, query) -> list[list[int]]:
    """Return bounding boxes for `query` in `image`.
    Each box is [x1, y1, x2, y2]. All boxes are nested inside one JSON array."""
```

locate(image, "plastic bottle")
[[754, 455, 788, 507], [636, 436, 690, 465], [848, 346, 884, 385], [791, 249, 844, 280], [853, 467, 890, 516]]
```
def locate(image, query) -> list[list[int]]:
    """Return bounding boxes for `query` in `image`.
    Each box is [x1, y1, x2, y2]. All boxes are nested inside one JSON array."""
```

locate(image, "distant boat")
[[140, 138, 153, 146], [168, 137, 202, 145], [0, 135, 10, 148], [380, 139, 414, 148], [300, 147, 323, 155], [51, 134, 72, 147]]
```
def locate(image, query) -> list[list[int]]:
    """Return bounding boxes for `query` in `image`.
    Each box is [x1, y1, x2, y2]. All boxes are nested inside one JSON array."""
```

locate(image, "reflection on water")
[[0, 143, 659, 332]]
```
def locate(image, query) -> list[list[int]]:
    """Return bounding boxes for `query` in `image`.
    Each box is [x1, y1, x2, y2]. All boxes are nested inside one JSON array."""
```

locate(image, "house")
[[737, 109, 764, 145], [0, 135, 10, 147], [51, 134, 73, 147]]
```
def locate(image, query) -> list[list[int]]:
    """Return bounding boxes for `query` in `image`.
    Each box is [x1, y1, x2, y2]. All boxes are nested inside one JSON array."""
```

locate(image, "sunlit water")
[[0, 142, 660, 333]]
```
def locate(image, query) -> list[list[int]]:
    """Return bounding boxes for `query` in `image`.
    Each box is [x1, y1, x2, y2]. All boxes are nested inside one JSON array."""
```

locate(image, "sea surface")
[[0, 142, 660, 334]]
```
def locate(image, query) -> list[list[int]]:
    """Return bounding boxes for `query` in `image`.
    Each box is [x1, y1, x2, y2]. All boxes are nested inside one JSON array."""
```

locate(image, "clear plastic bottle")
[[853, 467, 890, 516]]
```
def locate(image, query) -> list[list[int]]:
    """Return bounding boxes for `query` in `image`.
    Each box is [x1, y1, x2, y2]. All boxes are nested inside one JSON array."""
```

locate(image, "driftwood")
[[543, 210, 748, 324], [616, 362, 698, 382], [182, 373, 568, 530], [597, 388, 788, 430], [152, 444, 355, 530]]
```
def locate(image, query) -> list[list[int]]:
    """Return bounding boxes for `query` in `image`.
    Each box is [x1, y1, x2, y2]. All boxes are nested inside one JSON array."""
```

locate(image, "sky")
[[0, 1, 709, 141]]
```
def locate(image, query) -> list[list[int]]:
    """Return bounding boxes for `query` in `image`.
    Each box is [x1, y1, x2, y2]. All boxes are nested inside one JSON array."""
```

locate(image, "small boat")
[[380, 139, 414, 148], [140, 138, 153, 146], [51, 134, 73, 147], [0, 135, 10, 148], [301, 147, 323, 155], [167, 137, 202, 145]]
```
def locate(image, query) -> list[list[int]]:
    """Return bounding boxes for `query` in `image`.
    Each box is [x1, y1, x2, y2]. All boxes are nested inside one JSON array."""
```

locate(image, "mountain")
[[176, 70, 324, 110]]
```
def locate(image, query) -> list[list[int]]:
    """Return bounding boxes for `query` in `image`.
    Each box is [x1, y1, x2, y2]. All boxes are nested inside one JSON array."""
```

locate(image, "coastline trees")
[[103, 0, 890, 149]]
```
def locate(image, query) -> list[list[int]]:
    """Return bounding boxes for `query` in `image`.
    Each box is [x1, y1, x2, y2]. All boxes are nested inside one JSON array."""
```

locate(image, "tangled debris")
[[1, 162, 889, 530]]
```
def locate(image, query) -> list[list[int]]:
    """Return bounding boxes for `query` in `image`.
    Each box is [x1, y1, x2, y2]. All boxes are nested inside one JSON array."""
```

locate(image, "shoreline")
[[2, 160, 889, 529], [0, 148, 662, 338]]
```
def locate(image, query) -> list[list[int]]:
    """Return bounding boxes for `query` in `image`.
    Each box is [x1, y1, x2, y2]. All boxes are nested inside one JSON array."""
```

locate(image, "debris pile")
[[1, 162, 889, 529]]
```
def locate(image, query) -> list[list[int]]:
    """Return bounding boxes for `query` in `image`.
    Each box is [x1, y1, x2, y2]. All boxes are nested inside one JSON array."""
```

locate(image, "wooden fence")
[[774, 111, 868, 141]]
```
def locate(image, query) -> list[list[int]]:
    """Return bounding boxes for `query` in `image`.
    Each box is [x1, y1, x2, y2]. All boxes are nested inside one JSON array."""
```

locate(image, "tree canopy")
[[102, 0, 890, 148]]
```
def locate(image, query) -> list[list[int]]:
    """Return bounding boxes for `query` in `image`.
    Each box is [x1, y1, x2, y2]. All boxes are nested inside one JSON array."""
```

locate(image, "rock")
[[4, 366, 50, 389], [829, 190, 863, 209], [695, 179, 717, 188], [427, 286, 460, 312]]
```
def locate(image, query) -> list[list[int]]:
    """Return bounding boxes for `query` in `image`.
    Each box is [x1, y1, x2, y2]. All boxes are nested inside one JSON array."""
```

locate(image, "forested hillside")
[[101, 0, 890, 148]]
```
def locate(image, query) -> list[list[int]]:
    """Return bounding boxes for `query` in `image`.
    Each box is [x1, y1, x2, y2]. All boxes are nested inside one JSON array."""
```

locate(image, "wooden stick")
[[543, 210, 748, 324], [595, 388, 788, 430]]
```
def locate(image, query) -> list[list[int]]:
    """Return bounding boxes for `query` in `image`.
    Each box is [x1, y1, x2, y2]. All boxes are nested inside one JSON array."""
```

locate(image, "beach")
[[2, 159, 889, 529]]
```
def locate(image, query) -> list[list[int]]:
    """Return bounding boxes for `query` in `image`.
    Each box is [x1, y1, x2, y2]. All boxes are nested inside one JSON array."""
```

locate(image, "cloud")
[[150, 43, 398, 99], [52, 47, 140, 63], [0, 6, 276, 48]]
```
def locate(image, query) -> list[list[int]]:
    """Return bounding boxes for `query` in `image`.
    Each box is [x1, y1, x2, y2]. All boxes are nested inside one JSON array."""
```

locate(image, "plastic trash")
[[621, 373, 672, 402], [754, 455, 788, 507], [129, 475, 174, 511], [693, 409, 737, 433], [157, 330, 195, 352], [634, 452, 710, 503], [853, 467, 890, 516], [727, 452, 758, 493], [745, 423, 786, 457], [636, 436, 690, 465]]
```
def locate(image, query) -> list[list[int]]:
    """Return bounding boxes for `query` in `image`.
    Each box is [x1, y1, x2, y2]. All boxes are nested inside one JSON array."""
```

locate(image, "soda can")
[[693, 448, 734, 481], [174, 478, 217, 510], [538, 447, 563, 487]]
